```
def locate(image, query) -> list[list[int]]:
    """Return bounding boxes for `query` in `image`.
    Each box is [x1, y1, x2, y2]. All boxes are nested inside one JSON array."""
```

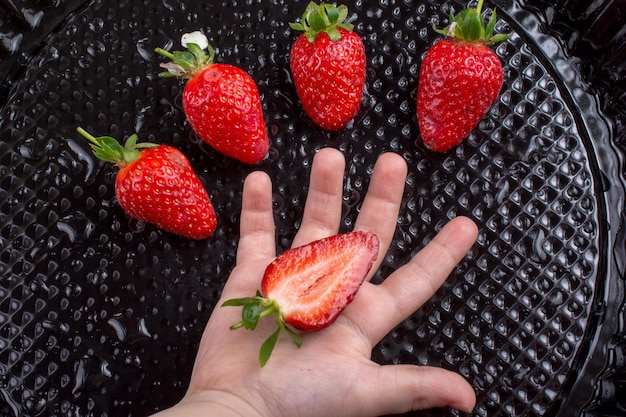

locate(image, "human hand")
[[152, 148, 478, 417]]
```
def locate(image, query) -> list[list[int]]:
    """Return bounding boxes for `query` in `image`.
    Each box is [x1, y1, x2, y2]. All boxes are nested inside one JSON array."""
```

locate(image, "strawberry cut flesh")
[[261, 231, 379, 331]]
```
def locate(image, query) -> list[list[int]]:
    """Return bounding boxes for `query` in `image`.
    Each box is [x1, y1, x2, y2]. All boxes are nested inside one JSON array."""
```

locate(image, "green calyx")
[[289, 1, 354, 42], [154, 40, 214, 79], [77, 127, 157, 166], [433, 0, 510, 44], [223, 291, 302, 367]]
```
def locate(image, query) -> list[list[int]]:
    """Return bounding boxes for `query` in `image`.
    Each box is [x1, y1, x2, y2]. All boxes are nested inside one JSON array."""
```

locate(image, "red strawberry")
[[223, 231, 379, 366], [156, 32, 269, 164], [77, 127, 217, 240], [417, 0, 509, 152], [289, 2, 366, 131]]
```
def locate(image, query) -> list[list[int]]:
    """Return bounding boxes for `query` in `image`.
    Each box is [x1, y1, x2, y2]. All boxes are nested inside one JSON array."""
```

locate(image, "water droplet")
[[134, 98, 177, 132], [107, 315, 152, 344], [87, 40, 106, 57], [136, 37, 153, 61], [42, 319, 70, 335], [23, 394, 47, 414], [56, 212, 95, 243], [64, 138, 97, 182], [0, 32, 24, 54], [72, 358, 112, 395], [17, 130, 54, 161]]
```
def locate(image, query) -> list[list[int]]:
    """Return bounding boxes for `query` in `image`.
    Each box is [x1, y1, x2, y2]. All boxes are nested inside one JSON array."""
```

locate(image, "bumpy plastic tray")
[[0, 1, 624, 416]]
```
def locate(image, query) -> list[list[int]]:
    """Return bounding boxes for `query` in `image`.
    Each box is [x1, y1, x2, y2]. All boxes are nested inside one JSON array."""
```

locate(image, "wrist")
[[150, 390, 265, 417]]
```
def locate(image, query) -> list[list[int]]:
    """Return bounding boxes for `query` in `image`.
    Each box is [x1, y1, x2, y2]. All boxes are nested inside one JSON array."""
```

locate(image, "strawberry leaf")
[[485, 8, 498, 38], [326, 27, 341, 42], [77, 127, 157, 166], [259, 329, 280, 367], [221, 296, 263, 307], [172, 51, 197, 70], [290, 2, 355, 43], [242, 301, 262, 330], [223, 292, 301, 366], [289, 22, 306, 32], [323, 3, 339, 25], [308, 12, 327, 33], [285, 326, 302, 348], [155, 31, 215, 78], [91, 136, 126, 163], [433, 0, 510, 45], [459, 9, 484, 41], [490, 33, 510, 44], [336, 5, 348, 24], [187, 42, 214, 66]]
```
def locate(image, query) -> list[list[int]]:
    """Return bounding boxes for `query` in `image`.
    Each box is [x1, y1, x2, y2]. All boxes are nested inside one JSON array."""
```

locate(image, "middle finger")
[[354, 152, 407, 280], [291, 148, 346, 248]]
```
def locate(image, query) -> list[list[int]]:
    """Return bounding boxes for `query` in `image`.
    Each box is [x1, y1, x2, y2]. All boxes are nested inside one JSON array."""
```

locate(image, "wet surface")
[[0, 0, 625, 416]]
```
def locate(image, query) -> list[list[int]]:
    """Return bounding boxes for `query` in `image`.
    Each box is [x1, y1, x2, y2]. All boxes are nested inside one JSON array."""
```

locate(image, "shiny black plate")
[[0, 1, 624, 416]]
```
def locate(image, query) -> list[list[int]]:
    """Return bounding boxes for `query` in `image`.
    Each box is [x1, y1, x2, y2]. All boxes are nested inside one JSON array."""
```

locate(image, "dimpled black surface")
[[0, 0, 623, 416]]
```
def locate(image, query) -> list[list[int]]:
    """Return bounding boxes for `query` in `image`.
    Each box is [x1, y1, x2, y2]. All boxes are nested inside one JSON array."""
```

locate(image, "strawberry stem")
[[223, 294, 302, 367], [76, 126, 99, 145], [77, 127, 157, 167], [154, 47, 175, 60]]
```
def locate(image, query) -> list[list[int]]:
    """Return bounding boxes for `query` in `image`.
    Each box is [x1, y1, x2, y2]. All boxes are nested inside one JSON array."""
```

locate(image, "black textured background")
[[0, 1, 624, 416]]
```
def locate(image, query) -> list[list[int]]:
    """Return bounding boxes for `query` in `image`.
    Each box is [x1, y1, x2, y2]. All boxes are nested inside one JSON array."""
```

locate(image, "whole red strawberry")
[[289, 2, 366, 131], [417, 0, 509, 152], [77, 127, 217, 239], [223, 231, 379, 366], [156, 32, 269, 164]]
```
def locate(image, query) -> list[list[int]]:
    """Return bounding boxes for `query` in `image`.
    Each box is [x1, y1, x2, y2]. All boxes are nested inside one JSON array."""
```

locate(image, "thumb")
[[355, 364, 477, 416]]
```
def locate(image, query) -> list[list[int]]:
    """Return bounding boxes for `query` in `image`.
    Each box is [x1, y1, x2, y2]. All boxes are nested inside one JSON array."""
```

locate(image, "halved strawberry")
[[223, 231, 379, 366]]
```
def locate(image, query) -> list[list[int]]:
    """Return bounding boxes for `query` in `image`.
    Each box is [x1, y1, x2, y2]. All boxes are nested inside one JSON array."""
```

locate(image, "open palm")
[[152, 148, 478, 417]]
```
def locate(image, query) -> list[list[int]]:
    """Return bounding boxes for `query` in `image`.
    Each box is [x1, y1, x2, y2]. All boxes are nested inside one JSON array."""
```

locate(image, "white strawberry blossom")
[[181, 31, 209, 50]]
